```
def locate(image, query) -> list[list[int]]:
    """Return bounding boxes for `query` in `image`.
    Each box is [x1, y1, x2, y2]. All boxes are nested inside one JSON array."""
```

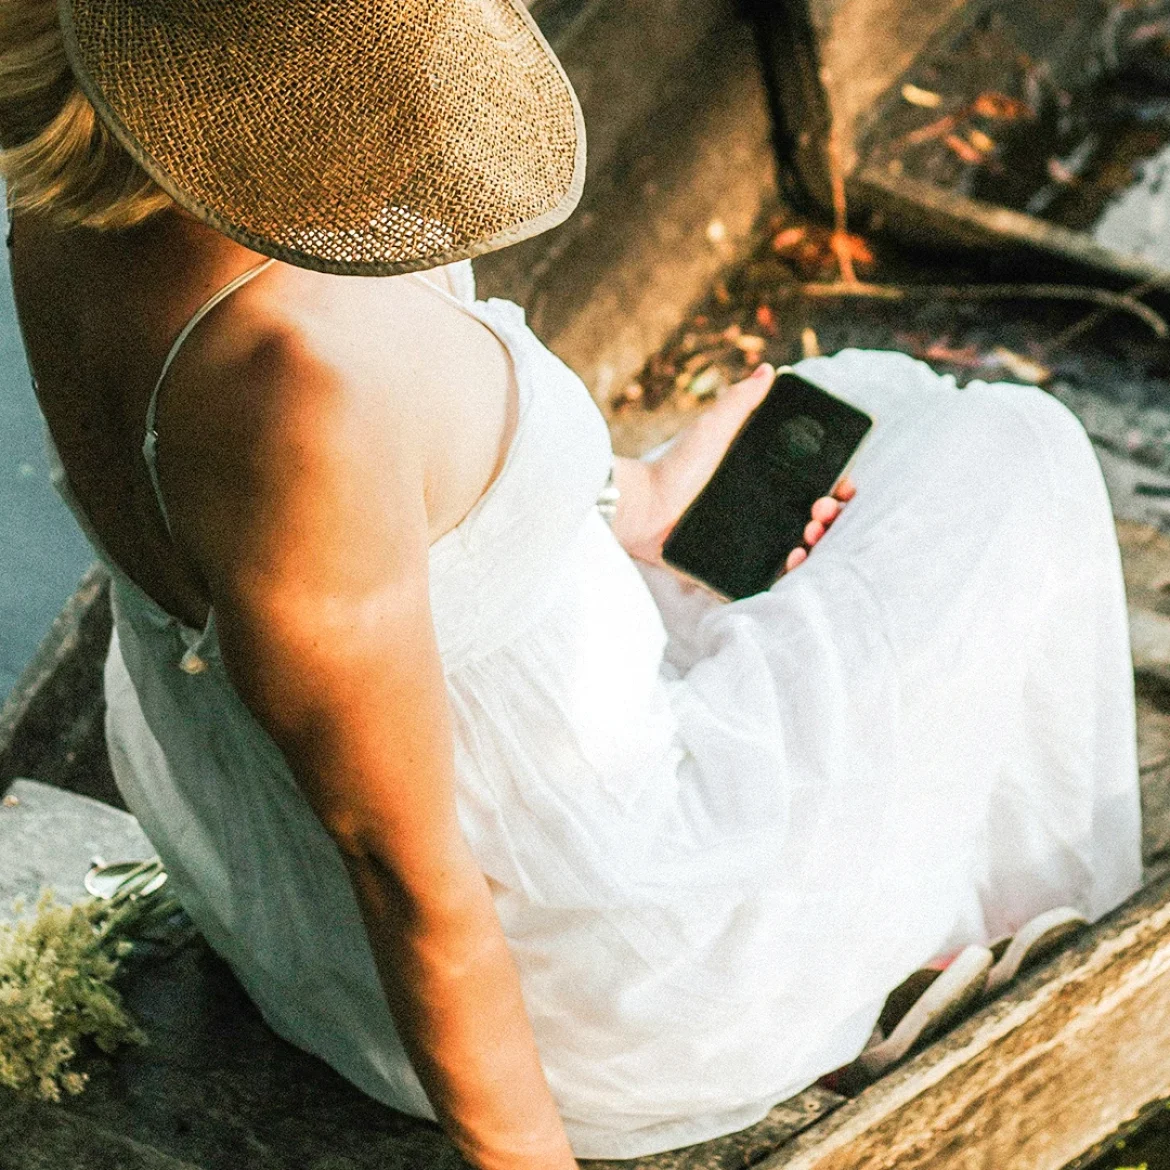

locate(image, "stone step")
[[0, 778, 153, 922]]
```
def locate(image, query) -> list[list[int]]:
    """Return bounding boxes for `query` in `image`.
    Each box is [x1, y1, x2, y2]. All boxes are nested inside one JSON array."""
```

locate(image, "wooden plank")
[[740, 0, 834, 211], [810, 0, 971, 174], [1138, 688, 1170, 870], [1116, 521, 1170, 870], [0, 1088, 203, 1170], [751, 0, 1109, 205], [0, 564, 118, 808], [744, 0, 980, 202], [477, 3, 777, 404], [534, 0, 730, 189], [580, 1089, 841, 1170], [756, 874, 1170, 1170], [853, 165, 1170, 286]]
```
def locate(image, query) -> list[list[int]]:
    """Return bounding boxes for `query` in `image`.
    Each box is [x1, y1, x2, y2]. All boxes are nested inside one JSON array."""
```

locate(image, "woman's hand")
[[611, 363, 855, 573]]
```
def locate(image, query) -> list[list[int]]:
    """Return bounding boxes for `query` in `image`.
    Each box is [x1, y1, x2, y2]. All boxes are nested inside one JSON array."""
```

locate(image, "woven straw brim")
[[59, 0, 586, 275]]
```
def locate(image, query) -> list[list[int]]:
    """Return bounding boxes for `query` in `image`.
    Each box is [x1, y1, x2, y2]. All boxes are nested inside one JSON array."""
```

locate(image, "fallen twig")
[[795, 281, 1169, 338], [827, 119, 858, 286], [1044, 277, 1169, 352]]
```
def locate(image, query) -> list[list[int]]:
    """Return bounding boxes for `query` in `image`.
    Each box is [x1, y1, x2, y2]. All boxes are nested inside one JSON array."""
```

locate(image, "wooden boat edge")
[[761, 868, 1170, 1170]]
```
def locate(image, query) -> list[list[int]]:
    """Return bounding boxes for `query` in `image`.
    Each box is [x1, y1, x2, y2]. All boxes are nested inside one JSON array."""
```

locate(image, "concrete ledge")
[[0, 779, 152, 920]]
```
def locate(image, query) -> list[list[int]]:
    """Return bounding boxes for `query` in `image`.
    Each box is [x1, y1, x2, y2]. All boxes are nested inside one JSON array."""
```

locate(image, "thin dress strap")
[[143, 258, 277, 539]]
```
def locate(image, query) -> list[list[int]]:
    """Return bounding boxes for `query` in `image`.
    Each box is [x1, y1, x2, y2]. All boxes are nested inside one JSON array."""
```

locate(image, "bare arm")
[[167, 333, 577, 1170]]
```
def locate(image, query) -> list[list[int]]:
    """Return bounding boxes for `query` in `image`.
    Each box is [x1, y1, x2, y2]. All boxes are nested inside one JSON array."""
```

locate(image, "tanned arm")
[[164, 327, 577, 1170]]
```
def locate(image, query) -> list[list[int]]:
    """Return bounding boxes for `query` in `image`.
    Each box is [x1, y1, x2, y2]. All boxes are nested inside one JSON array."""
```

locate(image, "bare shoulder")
[[159, 267, 456, 620]]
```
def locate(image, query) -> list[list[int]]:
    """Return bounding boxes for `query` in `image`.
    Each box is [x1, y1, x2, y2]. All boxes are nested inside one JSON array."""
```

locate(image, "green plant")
[[0, 859, 179, 1102]]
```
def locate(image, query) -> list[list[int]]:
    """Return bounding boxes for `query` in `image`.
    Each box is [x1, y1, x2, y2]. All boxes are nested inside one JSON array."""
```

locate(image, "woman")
[[2, 0, 1142, 1164]]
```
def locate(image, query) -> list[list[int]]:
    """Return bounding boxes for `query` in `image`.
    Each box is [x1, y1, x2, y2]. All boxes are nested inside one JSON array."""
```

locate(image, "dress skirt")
[[98, 337, 1142, 1158]]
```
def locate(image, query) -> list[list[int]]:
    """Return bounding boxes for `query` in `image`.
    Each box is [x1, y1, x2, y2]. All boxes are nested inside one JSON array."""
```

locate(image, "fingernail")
[[753, 363, 774, 379]]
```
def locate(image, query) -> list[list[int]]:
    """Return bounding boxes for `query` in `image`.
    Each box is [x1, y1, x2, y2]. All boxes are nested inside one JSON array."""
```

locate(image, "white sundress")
[[46, 257, 1142, 1159]]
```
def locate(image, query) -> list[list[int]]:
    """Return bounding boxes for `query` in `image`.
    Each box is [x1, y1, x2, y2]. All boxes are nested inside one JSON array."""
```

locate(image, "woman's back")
[[10, 209, 523, 633], [56, 230, 688, 1153]]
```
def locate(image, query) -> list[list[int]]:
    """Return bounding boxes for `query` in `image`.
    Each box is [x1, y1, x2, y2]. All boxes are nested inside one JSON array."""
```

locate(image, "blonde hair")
[[0, 0, 172, 229]]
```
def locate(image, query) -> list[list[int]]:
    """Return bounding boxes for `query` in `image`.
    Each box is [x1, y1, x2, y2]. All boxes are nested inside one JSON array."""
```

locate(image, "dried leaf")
[[801, 328, 822, 359], [1046, 157, 1078, 184], [674, 352, 715, 389], [971, 91, 1033, 120], [903, 114, 959, 146], [841, 234, 875, 265], [755, 304, 777, 333], [945, 133, 983, 164], [988, 347, 1051, 384], [902, 83, 943, 108], [685, 366, 727, 400], [923, 341, 983, 367], [771, 226, 808, 252], [733, 334, 768, 354], [968, 128, 996, 154], [1128, 19, 1170, 48]]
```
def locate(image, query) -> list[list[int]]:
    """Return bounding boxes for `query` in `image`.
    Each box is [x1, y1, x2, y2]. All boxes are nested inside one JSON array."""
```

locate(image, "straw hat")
[[58, 0, 587, 275]]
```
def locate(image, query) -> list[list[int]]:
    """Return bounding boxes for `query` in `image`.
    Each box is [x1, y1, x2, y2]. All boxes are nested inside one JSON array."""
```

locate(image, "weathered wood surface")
[[477, 0, 778, 407], [1119, 522, 1170, 872], [0, 1090, 202, 1170], [580, 1090, 840, 1170], [744, 0, 967, 202], [0, 565, 115, 806], [753, 0, 1170, 297], [759, 872, 1170, 1170], [809, 0, 970, 175], [853, 166, 1170, 288]]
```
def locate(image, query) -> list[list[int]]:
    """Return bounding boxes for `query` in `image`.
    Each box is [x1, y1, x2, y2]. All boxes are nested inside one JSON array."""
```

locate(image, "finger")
[[785, 546, 808, 572], [712, 363, 773, 432], [735, 362, 774, 406], [804, 519, 825, 546], [750, 362, 775, 386], [810, 496, 840, 525], [833, 477, 856, 502]]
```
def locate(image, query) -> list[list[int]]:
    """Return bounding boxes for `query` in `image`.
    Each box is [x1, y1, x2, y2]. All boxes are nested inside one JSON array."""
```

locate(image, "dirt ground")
[[606, 203, 1170, 463]]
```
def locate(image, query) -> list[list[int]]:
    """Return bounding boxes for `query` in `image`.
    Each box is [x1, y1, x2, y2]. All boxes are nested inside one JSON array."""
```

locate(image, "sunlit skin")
[[13, 208, 848, 1170]]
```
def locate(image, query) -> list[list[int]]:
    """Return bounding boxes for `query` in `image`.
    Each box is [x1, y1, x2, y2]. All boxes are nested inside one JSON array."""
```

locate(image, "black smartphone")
[[661, 368, 873, 600]]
